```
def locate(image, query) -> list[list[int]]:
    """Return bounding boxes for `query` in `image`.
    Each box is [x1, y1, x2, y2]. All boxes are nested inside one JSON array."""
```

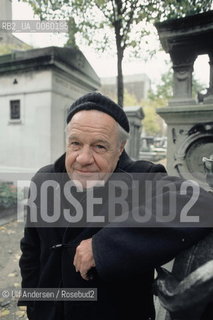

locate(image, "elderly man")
[[19, 92, 212, 320]]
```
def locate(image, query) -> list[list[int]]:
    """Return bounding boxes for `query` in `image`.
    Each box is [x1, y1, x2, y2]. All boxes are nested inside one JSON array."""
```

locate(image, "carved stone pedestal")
[[124, 106, 144, 160], [154, 11, 213, 320], [155, 10, 213, 190], [158, 105, 213, 190]]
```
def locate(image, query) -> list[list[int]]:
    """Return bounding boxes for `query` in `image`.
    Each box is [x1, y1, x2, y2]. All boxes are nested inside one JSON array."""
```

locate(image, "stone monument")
[[154, 10, 213, 320], [124, 106, 144, 160], [155, 10, 213, 191], [0, 46, 100, 173]]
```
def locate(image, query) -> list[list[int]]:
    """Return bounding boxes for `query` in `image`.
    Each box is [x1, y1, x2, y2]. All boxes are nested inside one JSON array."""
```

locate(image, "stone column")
[[155, 11, 213, 320], [169, 50, 197, 106], [155, 10, 213, 191], [204, 52, 213, 104], [124, 106, 144, 160]]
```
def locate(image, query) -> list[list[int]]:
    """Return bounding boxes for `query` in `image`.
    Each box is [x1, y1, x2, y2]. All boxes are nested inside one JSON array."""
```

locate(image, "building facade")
[[0, 46, 100, 172], [101, 73, 151, 102]]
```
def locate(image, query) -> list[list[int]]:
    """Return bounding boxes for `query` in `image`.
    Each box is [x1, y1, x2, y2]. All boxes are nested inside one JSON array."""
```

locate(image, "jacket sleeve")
[[92, 175, 213, 281], [149, 163, 167, 173]]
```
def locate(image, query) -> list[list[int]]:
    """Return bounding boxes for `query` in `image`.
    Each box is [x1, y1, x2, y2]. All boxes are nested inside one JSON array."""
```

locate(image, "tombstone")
[[124, 106, 144, 160], [155, 10, 213, 191], [0, 46, 100, 173], [154, 11, 213, 320]]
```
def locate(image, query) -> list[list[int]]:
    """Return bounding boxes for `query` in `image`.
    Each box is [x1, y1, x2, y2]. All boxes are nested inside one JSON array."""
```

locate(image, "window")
[[10, 100, 20, 120]]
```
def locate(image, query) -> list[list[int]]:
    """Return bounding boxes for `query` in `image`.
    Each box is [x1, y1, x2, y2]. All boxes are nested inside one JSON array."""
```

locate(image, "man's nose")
[[76, 146, 94, 165]]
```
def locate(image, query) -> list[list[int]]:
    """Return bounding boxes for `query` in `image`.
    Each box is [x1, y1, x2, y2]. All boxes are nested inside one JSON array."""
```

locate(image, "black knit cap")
[[67, 92, 130, 133]]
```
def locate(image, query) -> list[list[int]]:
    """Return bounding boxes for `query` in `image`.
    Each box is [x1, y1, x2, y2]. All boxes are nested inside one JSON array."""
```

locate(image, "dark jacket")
[[19, 151, 212, 320]]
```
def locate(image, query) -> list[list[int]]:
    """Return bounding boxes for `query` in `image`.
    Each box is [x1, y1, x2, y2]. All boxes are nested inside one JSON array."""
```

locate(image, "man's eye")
[[94, 145, 107, 152], [68, 141, 80, 149]]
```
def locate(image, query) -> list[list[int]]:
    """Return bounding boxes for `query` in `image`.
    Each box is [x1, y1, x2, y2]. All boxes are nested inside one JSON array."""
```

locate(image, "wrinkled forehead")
[[67, 109, 119, 132]]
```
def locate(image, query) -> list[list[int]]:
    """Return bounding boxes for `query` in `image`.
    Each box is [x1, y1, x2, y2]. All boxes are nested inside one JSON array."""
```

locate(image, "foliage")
[[149, 0, 213, 22], [22, 0, 154, 106], [148, 67, 173, 103], [122, 64, 206, 136], [0, 43, 32, 56], [144, 64, 206, 135], [0, 182, 18, 209], [142, 105, 164, 136], [122, 87, 165, 136], [64, 17, 79, 49], [0, 44, 14, 55], [149, 66, 206, 103], [123, 89, 140, 107], [22, 0, 213, 107]]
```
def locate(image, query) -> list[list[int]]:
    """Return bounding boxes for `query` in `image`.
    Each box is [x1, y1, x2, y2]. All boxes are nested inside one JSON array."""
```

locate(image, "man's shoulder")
[[31, 164, 55, 185], [129, 160, 167, 173], [119, 150, 167, 173], [32, 154, 66, 183], [36, 164, 55, 174]]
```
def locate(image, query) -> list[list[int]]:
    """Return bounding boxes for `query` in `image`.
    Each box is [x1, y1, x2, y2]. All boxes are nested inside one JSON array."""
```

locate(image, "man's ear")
[[119, 142, 126, 155]]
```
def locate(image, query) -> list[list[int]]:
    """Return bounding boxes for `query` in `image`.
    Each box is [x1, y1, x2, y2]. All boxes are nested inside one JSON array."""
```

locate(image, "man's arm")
[[91, 176, 213, 281]]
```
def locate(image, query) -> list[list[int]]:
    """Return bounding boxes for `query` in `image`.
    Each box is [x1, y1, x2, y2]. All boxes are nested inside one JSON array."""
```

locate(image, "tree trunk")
[[117, 49, 124, 107], [113, 0, 124, 107]]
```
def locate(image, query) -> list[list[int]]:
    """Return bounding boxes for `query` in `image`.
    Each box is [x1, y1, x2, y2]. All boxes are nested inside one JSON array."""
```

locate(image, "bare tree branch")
[[122, 0, 138, 50]]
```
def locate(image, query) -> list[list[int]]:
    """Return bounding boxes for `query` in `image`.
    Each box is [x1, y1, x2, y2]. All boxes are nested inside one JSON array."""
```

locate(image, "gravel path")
[[0, 219, 27, 319]]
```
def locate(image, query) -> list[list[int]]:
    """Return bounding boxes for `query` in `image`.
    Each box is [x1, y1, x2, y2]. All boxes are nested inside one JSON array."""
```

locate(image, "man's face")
[[65, 110, 125, 188]]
